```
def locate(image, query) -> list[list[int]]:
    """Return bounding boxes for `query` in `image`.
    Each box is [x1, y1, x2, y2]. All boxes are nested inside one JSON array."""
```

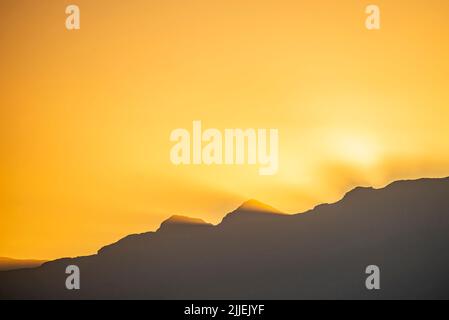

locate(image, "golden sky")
[[1, 0, 449, 260]]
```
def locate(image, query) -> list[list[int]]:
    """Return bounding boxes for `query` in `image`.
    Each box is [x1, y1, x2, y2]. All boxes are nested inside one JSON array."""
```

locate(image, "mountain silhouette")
[[158, 215, 212, 231], [220, 199, 285, 226], [1, 177, 449, 299]]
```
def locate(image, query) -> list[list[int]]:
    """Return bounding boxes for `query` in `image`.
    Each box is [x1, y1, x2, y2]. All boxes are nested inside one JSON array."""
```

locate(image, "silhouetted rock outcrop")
[[1, 177, 449, 299]]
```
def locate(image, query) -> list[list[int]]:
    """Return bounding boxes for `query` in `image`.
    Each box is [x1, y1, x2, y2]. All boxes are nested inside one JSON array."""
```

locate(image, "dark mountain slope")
[[1, 177, 449, 299], [0, 258, 46, 272]]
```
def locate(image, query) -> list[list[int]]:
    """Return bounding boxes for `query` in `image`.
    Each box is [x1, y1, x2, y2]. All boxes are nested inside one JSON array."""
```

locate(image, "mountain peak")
[[158, 215, 212, 232], [237, 199, 283, 214], [220, 199, 285, 226]]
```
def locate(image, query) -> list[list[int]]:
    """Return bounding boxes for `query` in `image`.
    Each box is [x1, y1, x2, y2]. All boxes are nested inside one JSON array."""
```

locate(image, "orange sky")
[[1, 0, 449, 260]]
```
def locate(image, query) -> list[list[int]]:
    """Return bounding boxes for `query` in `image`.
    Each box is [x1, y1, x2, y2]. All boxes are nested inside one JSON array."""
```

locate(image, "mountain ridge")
[[6, 176, 449, 265], [1, 176, 449, 299]]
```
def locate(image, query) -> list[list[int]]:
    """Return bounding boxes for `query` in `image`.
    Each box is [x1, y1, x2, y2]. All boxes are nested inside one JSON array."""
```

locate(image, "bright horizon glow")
[[1, 0, 449, 260]]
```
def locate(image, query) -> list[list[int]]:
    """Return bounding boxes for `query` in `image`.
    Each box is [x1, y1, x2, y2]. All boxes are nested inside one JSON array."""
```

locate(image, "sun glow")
[[330, 134, 381, 168]]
